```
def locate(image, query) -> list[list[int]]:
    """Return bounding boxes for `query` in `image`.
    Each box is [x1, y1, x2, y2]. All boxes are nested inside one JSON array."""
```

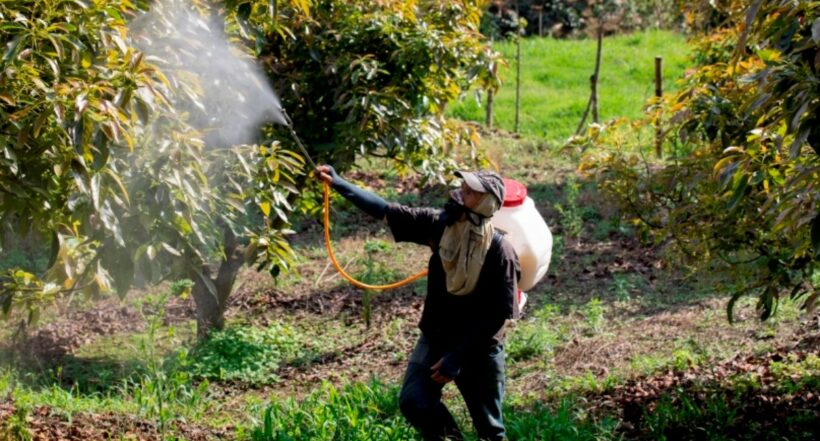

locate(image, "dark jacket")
[[385, 203, 521, 377]]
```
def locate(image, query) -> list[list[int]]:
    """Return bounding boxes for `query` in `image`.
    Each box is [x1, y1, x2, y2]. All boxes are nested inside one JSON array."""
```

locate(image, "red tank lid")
[[503, 178, 527, 207]]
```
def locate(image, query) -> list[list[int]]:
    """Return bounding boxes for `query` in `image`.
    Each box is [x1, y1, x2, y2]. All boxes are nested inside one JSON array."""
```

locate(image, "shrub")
[[484, 0, 679, 38]]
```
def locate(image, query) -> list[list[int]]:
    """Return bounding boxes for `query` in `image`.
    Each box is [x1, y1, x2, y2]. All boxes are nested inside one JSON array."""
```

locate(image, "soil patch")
[[0, 400, 230, 440], [229, 282, 423, 322], [3, 295, 195, 364], [225, 282, 424, 392], [590, 321, 820, 438]]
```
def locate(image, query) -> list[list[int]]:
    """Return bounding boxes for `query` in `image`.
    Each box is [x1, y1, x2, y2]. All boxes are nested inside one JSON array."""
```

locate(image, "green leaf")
[[3, 36, 21, 63], [737, 0, 764, 55], [726, 290, 743, 324], [161, 242, 182, 257], [27, 307, 40, 325], [811, 214, 820, 257], [146, 244, 157, 260], [173, 215, 193, 235], [3, 146, 18, 175], [0, 291, 13, 316], [110, 254, 135, 298], [91, 173, 101, 210], [80, 51, 92, 68], [757, 286, 777, 321], [727, 174, 749, 210]]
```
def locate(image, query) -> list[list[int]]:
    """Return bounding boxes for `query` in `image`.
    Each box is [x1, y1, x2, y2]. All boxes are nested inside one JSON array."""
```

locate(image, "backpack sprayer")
[[279, 108, 428, 290]]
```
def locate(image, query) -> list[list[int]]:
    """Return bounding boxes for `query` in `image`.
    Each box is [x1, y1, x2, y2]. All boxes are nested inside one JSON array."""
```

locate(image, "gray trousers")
[[398, 335, 506, 441]]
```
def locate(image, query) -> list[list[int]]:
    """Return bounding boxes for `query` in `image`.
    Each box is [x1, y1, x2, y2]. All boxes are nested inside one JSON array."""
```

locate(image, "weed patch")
[[187, 324, 306, 386], [554, 177, 584, 239], [583, 297, 606, 335], [506, 399, 618, 441], [248, 381, 413, 441], [508, 304, 565, 361]]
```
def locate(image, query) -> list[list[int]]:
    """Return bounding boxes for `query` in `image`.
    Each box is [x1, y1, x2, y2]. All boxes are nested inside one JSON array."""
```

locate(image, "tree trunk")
[[575, 27, 604, 135], [486, 89, 494, 129], [591, 27, 603, 124], [191, 228, 246, 340], [192, 267, 223, 340], [514, 35, 521, 133]]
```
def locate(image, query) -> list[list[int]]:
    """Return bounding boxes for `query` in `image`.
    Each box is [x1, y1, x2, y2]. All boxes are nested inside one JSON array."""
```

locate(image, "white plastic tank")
[[493, 179, 553, 292]]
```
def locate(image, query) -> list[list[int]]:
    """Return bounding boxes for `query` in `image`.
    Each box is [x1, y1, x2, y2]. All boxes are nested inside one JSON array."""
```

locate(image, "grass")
[[248, 381, 413, 441], [449, 30, 690, 141], [247, 380, 618, 441]]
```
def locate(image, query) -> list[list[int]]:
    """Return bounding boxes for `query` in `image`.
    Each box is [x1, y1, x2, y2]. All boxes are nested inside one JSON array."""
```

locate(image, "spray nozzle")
[[277, 106, 318, 172]]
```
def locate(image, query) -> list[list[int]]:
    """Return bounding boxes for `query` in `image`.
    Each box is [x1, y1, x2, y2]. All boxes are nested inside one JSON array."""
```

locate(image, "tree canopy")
[[0, 0, 499, 336]]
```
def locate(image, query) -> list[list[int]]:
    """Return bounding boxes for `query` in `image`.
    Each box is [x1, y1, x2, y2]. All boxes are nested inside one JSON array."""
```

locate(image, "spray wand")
[[277, 107, 428, 290], [279, 107, 318, 171]]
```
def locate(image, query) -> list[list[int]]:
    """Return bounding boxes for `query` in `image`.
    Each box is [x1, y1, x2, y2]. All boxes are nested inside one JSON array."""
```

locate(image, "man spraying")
[[315, 165, 520, 441]]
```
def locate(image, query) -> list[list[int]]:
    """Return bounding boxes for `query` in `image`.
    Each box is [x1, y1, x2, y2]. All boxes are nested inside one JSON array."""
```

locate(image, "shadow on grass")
[[1, 349, 148, 395]]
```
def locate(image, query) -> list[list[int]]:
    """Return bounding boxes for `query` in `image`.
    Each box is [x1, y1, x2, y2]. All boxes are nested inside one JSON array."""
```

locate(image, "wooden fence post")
[[514, 1, 521, 134], [486, 61, 495, 129], [655, 56, 663, 158], [533, 5, 543, 37]]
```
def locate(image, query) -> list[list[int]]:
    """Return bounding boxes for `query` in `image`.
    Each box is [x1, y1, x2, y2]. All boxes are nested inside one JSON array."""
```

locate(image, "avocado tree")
[[1, 0, 500, 338], [0, 0, 301, 338], [582, 0, 820, 320]]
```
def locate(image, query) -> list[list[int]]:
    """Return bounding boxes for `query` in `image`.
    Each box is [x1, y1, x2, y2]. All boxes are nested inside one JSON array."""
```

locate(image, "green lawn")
[[448, 30, 691, 141]]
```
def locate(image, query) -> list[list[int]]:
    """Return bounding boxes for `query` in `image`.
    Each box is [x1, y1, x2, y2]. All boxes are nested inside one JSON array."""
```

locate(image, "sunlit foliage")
[[581, 0, 820, 321]]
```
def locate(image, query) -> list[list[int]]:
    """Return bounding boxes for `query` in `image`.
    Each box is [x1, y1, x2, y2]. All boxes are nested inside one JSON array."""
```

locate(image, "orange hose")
[[322, 182, 428, 290]]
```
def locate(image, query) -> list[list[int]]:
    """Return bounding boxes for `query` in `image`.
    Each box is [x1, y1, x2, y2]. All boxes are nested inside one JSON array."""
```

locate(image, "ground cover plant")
[[1, 1, 819, 440]]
